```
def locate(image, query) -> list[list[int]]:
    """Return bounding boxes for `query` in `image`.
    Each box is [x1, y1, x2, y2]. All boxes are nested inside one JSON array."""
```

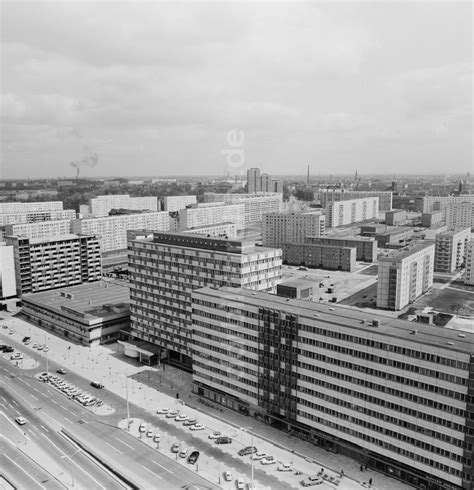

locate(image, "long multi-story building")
[[176, 203, 245, 230], [191, 286, 474, 490], [0, 201, 64, 214], [6, 234, 101, 296], [0, 243, 17, 299], [71, 212, 170, 252], [128, 231, 282, 368], [377, 241, 435, 310], [262, 212, 325, 248], [446, 202, 472, 229], [0, 209, 76, 226], [417, 195, 474, 227], [162, 195, 197, 212], [282, 242, 356, 272], [203, 193, 283, 223], [375, 226, 414, 248], [325, 197, 379, 228], [1, 220, 73, 241], [317, 189, 392, 211], [86, 195, 159, 217], [305, 236, 377, 262], [182, 222, 237, 239], [434, 227, 471, 273], [465, 240, 474, 285]]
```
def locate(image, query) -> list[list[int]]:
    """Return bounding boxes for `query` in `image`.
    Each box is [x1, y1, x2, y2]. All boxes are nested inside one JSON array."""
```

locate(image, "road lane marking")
[[51, 399, 58, 405], [31, 387, 40, 393], [3, 453, 45, 489], [40, 425, 49, 433], [115, 438, 134, 450], [11, 399, 18, 406], [150, 460, 174, 474], [106, 442, 123, 455], [59, 404, 67, 410], [64, 417, 72, 424], [31, 395, 38, 401], [141, 465, 162, 480], [23, 381, 31, 387]]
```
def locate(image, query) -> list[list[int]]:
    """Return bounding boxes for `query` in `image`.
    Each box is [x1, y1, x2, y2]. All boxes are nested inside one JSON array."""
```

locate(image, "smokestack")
[[307, 164, 310, 185]]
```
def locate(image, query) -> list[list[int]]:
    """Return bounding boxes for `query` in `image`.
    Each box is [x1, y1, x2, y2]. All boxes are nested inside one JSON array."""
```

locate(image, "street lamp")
[[44, 334, 49, 376], [125, 373, 131, 431], [241, 427, 254, 489], [61, 448, 81, 487]]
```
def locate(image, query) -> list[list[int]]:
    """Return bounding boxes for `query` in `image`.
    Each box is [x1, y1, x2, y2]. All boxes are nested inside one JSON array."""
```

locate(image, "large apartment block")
[[325, 197, 379, 228], [305, 236, 377, 262], [0, 244, 17, 299], [317, 189, 392, 211], [191, 286, 474, 490], [282, 242, 356, 272], [128, 231, 282, 367], [247, 168, 283, 194], [377, 241, 435, 310], [6, 234, 101, 296], [0, 209, 76, 226], [465, 240, 474, 285], [162, 195, 197, 212], [71, 212, 170, 252], [417, 195, 474, 226], [446, 203, 472, 229], [87, 194, 159, 217], [434, 227, 471, 273], [1, 219, 73, 240], [0, 201, 64, 214], [262, 212, 325, 248], [204, 193, 283, 223], [177, 203, 245, 230]]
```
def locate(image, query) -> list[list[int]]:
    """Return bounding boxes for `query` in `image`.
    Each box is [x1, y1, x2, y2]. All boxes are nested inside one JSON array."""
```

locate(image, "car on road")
[[165, 409, 179, 419], [301, 475, 323, 486], [15, 416, 26, 425], [187, 451, 199, 464], [179, 447, 189, 458], [190, 423, 205, 431], [236, 478, 245, 489], [215, 436, 232, 445], [223, 471, 233, 481], [261, 456, 276, 465], [90, 381, 104, 389], [146, 429, 154, 437], [57, 368, 67, 374], [183, 418, 197, 426], [277, 463, 293, 472], [156, 407, 170, 414], [139, 424, 147, 433], [208, 431, 223, 440], [175, 414, 188, 422], [238, 446, 257, 456], [171, 442, 180, 453]]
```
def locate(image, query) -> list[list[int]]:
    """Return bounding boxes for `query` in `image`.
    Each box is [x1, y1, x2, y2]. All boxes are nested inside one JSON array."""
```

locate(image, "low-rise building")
[[276, 279, 313, 300], [305, 236, 377, 262], [377, 241, 435, 310], [191, 286, 474, 490], [6, 234, 101, 296], [434, 227, 471, 273], [375, 227, 414, 248], [385, 209, 407, 226], [421, 211, 443, 228], [22, 281, 129, 346], [282, 242, 356, 272]]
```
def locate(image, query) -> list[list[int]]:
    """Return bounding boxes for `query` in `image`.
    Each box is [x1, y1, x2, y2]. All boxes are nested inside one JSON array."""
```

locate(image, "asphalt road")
[[338, 282, 378, 307], [0, 347, 220, 490]]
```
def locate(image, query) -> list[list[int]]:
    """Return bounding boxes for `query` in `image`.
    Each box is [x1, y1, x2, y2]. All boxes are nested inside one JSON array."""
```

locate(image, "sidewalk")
[[3, 314, 412, 490]]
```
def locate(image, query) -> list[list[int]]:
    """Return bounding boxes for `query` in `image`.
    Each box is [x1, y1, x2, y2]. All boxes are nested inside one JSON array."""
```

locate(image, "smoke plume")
[[70, 148, 99, 179]]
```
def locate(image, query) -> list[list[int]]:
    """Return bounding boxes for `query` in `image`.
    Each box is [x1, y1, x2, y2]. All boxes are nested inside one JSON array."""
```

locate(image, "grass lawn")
[[412, 288, 474, 316]]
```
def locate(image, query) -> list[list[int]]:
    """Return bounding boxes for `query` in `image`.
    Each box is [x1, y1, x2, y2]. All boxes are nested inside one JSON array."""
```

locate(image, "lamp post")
[[44, 334, 49, 376], [241, 427, 254, 489], [125, 374, 131, 430], [61, 448, 81, 487]]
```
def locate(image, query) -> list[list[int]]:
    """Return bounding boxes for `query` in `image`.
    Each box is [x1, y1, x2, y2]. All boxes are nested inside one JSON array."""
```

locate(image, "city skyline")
[[1, 2, 472, 179]]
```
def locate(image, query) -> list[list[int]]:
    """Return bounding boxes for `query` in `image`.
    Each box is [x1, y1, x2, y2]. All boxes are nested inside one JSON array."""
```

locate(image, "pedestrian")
[[360, 465, 364, 472], [340, 469, 344, 477], [369, 477, 372, 486]]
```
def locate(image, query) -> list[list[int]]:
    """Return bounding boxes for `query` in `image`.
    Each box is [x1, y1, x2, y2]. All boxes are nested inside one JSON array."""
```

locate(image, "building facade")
[[317, 189, 392, 211], [262, 212, 326, 248], [162, 195, 197, 212], [417, 196, 474, 227], [191, 286, 474, 490], [305, 236, 377, 262], [1, 219, 73, 241], [325, 198, 379, 228], [385, 209, 407, 226], [375, 227, 414, 248], [282, 243, 356, 272], [6, 234, 102, 296], [421, 211, 443, 228], [182, 222, 237, 239], [247, 168, 283, 194], [434, 228, 471, 273], [446, 203, 472, 230], [128, 231, 282, 368], [177, 203, 245, 230], [465, 240, 474, 285], [0, 244, 17, 299], [0, 201, 64, 214], [21, 281, 129, 346], [71, 212, 170, 252], [377, 242, 435, 310], [88, 194, 159, 217], [0, 209, 76, 226]]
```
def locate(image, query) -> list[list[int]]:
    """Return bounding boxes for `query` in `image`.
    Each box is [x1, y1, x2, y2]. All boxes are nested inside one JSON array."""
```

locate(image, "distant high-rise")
[[247, 168, 261, 194], [247, 167, 283, 194]]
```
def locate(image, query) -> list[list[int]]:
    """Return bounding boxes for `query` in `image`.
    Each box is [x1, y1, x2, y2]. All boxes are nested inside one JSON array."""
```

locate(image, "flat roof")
[[23, 281, 130, 321], [28, 234, 91, 244], [378, 240, 435, 261], [278, 279, 314, 288], [194, 286, 474, 353]]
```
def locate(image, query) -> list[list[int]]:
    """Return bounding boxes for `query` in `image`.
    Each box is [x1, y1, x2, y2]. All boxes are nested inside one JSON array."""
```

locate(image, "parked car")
[[90, 381, 104, 389], [183, 418, 197, 426], [175, 414, 188, 422], [32, 343, 38, 349], [156, 408, 170, 414], [187, 451, 200, 464], [171, 442, 180, 453], [146, 429, 154, 437], [153, 434, 161, 443], [165, 410, 179, 419], [139, 424, 147, 433], [223, 471, 233, 481], [301, 475, 323, 487], [251, 452, 266, 461], [236, 478, 245, 490], [179, 447, 189, 458], [57, 368, 67, 375], [190, 423, 205, 431], [208, 431, 223, 440], [22, 336, 30, 343], [238, 446, 257, 456], [37, 345, 43, 350], [261, 456, 276, 465], [15, 416, 26, 425], [278, 463, 293, 472], [215, 436, 232, 445]]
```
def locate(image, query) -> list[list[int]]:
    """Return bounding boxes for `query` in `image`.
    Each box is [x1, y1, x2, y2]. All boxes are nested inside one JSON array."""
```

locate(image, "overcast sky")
[[1, 1, 472, 179]]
